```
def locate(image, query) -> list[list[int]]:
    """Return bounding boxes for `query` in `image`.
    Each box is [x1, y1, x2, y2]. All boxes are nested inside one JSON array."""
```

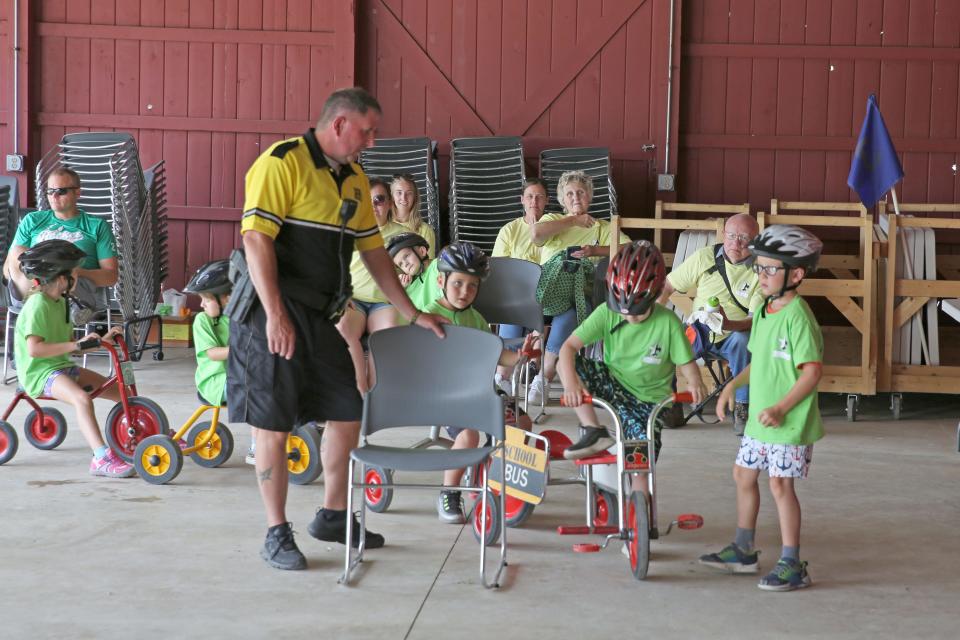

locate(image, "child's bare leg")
[[75, 368, 121, 402], [769, 477, 801, 548], [542, 351, 558, 382], [336, 306, 368, 393], [734, 464, 761, 530], [365, 306, 399, 389], [48, 375, 106, 452], [443, 429, 479, 487], [574, 402, 600, 426]]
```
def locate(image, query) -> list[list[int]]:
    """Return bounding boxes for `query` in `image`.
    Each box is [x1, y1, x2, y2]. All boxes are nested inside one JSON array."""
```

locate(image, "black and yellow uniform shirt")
[[242, 128, 382, 308]]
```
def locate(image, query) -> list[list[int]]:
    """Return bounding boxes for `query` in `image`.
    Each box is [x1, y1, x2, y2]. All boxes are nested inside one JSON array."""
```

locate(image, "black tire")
[[471, 489, 502, 546], [187, 421, 234, 468], [153, 351, 164, 361], [287, 424, 323, 485], [133, 434, 184, 485], [627, 491, 650, 580], [104, 396, 170, 463], [23, 407, 68, 450], [503, 494, 536, 528], [363, 465, 394, 513], [0, 421, 19, 465]]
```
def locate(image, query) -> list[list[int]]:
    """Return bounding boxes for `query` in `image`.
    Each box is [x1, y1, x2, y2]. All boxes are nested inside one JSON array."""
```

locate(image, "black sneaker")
[[436, 490, 465, 524], [260, 522, 307, 570], [662, 402, 686, 429], [307, 508, 385, 549], [733, 402, 749, 436], [563, 426, 615, 460]]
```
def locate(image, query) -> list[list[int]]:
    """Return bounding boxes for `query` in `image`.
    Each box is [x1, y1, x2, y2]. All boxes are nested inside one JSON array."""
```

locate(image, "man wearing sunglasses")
[[657, 213, 763, 435], [3, 168, 118, 324]]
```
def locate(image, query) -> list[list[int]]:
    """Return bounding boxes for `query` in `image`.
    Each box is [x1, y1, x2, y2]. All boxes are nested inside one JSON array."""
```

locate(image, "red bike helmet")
[[605, 240, 665, 316]]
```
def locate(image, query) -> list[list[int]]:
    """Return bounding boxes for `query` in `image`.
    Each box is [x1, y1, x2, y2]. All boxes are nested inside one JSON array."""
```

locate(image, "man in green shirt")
[[658, 213, 761, 434]]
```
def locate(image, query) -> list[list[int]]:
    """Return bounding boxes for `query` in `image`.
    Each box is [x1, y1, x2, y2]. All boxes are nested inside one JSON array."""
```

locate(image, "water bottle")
[[705, 296, 720, 313]]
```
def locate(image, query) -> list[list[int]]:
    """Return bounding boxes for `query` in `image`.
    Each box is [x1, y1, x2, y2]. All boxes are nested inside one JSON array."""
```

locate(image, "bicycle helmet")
[[605, 240, 665, 316], [18, 240, 87, 284], [437, 241, 490, 280], [184, 259, 232, 296], [386, 232, 429, 259], [749, 224, 822, 304]]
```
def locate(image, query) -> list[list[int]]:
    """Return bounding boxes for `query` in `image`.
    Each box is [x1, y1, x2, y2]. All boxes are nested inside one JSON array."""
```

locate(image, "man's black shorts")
[[227, 297, 362, 432]]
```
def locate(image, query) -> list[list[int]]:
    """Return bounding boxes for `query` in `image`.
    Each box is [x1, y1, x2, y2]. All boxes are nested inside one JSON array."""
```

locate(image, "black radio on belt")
[[326, 198, 360, 322]]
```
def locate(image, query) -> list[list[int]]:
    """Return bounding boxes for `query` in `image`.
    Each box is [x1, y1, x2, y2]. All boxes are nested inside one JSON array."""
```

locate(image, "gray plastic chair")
[[341, 325, 508, 588]]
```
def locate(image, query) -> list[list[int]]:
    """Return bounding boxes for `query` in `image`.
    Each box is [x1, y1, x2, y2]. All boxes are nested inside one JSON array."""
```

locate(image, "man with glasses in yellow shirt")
[[658, 213, 762, 434]]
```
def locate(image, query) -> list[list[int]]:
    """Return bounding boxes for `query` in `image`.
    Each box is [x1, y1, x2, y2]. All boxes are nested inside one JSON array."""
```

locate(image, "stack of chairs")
[[539, 147, 617, 220], [359, 137, 441, 245], [0, 178, 19, 276], [448, 136, 526, 253], [34, 133, 168, 359]]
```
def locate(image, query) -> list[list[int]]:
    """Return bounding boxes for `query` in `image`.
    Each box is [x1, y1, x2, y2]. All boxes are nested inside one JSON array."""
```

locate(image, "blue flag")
[[847, 94, 904, 208]]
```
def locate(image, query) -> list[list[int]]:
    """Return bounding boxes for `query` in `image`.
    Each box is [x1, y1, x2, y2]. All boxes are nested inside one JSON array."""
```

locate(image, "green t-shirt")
[[13, 209, 117, 270], [14, 293, 75, 397], [745, 295, 824, 445], [574, 304, 694, 403], [666, 244, 764, 340], [538, 213, 628, 264], [493, 217, 541, 264], [406, 260, 441, 312], [193, 312, 230, 405], [422, 299, 490, 332]]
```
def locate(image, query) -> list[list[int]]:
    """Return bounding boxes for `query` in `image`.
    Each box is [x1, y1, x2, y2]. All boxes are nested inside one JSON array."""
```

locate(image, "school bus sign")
[[487, 426, 548, 504]]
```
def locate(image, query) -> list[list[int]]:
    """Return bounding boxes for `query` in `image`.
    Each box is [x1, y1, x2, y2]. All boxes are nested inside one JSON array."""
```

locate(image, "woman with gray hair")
[[526, 170, 629, 405]]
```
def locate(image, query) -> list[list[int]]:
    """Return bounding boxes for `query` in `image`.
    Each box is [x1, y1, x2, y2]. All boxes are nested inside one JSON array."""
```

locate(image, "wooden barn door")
[[358, 0, 681, 218]]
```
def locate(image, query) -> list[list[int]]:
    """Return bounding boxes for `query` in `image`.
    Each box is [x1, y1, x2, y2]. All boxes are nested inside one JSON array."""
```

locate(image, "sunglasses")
[[752, 264, 788, 276], [46, 187, 79, 197], [372, 194, 388, 204]]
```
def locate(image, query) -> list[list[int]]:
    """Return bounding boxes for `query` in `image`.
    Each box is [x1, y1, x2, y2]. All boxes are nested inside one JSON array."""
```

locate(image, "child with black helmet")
[[386, 231, 440, 311], [700, 224, 824, 592], [182, 259, 243, 459], [424, 241, 538, 524], [14, 239, 133, 478], [557, 240, 706, 468]]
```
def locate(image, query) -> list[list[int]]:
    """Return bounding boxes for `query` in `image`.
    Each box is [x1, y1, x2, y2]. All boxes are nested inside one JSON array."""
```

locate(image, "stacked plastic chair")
[[448, 136, 526, 253], [359, 137, 441, 244], [539, 147, 618, 220], [0, 179, 19, 274], [34, 133, 168, 359]]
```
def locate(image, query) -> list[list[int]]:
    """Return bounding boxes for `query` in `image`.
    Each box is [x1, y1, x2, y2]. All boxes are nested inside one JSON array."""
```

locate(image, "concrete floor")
[[1, 347, 958, 640]]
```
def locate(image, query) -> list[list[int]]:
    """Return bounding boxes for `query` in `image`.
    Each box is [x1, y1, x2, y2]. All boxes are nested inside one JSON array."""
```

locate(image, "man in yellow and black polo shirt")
[[228, 87, 446, 571]]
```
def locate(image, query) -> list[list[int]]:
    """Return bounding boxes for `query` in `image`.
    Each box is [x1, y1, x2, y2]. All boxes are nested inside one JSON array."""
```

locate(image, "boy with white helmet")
[[700, 225, 824, 592]]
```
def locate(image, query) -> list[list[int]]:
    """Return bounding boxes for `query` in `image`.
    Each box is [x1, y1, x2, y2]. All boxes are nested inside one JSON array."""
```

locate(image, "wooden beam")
[[36, 21, 336, 46], [37, 112, 310, 135], [892, 297, 930, 330], [797, 279, 865, 296], [894, 280, 960, 298], [827, 296, 865, 334], [682, 133, 960, 154], [685, 42, 960, 63]]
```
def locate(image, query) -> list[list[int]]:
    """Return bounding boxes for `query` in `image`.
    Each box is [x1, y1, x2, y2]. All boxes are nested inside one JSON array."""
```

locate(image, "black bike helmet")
[[437, 241, 490, 280], [606, 240, 666, 316], [183, 259, 232, 296], [18, 240, 87, 284], [386, 232, 430, 259]]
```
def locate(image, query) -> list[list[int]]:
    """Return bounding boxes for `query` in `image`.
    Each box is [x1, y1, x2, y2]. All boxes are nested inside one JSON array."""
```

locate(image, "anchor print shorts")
[[734, 434, 813, 478]]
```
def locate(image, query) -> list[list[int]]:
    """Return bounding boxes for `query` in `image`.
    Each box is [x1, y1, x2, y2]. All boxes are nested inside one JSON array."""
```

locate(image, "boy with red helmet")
[[557, 240, 706, 463]]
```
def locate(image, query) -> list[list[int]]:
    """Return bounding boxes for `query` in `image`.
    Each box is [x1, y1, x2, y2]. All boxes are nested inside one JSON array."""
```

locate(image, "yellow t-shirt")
[[350, 221, 406, 303], [538, 213, 628, 264], [391, 218, 436, 259], [493, 217, 541, 263], [241, 129, 381, 307]]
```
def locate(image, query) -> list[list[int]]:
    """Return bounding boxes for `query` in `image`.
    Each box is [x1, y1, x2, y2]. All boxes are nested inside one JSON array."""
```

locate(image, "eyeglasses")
[[372, 194, 387, 204], [46, 187, 79, 197], [724, 231, 753, 244], [752, 264, 788, 276]]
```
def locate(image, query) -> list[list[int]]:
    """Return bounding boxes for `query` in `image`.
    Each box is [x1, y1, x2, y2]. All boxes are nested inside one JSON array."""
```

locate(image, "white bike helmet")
[[748, 224, 823, 303]]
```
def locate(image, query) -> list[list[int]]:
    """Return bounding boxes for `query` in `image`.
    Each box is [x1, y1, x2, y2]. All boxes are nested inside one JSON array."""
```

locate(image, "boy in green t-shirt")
[[426, 242, 537, 524], [700, 225, 824, 592], [182, 260, 240, 458], [558, 241, 706, 473], [386, 231, 440, 312]]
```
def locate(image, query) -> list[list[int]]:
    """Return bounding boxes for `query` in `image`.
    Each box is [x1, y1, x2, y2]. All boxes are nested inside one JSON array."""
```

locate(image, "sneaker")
[[733, 402, 749, 436], [167, 430, 188, 451], [494, 373, 513, 396], [244, 443, 256, 465], [663, 402, 686, 429], [436, 490, 465, 524], [260, 522, 307, 570], [527, 374, 546, 405], [307, 508, 385, 549], [698, 543, 759, 573], [89, 449, 136, 478], [563, 426, 615, 460], [758, 558, 811, 592]]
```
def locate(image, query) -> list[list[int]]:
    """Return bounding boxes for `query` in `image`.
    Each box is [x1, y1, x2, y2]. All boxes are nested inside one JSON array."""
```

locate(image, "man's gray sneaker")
[[261, 522, 307, 570]]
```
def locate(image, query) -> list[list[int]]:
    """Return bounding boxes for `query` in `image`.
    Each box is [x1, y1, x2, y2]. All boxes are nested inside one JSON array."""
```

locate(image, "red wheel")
[[503, 494, 535, 528], [104, 396, 169, 463], [537, 429, 572, 460], [593, 488, 619, 527], [626, 491, 650, 580], [0, 421, 18, 465], [363, 466, 394, 513], [23, 408, 68, 450], [471, 489, 502, 545]]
